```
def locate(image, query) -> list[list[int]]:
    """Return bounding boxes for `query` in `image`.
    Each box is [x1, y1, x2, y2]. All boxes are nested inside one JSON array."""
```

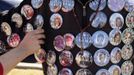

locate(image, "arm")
[[0, 28, 45, 75]]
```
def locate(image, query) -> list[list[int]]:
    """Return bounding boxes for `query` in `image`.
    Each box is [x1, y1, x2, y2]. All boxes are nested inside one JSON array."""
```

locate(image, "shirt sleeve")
[[0, 62, 3, 75]]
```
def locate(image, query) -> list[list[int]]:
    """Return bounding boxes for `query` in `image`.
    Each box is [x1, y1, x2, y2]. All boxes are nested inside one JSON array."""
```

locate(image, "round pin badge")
[[76, 69, 92, 75], [109, 29, 121, 46], [89, 0, 106, 11], [75, 50, 93, 68], [46, 50, 56, 66], [75, 32, 92, 49], [64, 33, 75, 50], [124, 0, 134, 12], [49, 0, 62, 12], [92, 31, 109, 48], [121, 61, 133, 75], [121, 44, 133, 60], [126, 12, 134, 28], [109, 13, 124, 29], [96, 69, 110, 75], [53, 35, 65, 52], [1, 22, 12, 36], [47, 64, 58, 75], [31, 0, 43, 9], [110, 47, 122, 64], [21, 5, 34, 20], [59, 50, 73, 66], [122, 28, 134, 44], [34, 14, 44, 29], [108, 0, 125, 12], [59, 68, 73, 75], [34, 49, 46, 63], [7, 33, 20, 48], [50, 13, 63, 30], [62, 0, 75, 12], [24, 23, 34, 33], [0, 40, 6, 53], [11, 13, 23, 28], [94, 49, 110, 67], [108, 65, 121, 75], [90, 12, 107, 28]]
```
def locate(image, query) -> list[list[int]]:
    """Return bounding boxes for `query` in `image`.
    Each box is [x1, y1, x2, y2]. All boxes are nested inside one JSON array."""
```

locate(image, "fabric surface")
[[0, 62, 3, 75]]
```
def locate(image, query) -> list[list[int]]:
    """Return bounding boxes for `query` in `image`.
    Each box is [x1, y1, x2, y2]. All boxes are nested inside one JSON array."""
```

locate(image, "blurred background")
[[0, 0, 23, 12]]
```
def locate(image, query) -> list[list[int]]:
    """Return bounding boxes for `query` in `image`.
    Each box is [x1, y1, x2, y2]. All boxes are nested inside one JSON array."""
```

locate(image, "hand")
[[17, 28, 45, 55]]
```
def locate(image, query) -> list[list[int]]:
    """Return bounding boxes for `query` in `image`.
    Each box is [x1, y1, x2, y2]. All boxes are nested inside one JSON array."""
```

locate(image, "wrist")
[[16, 46, 31, 57]]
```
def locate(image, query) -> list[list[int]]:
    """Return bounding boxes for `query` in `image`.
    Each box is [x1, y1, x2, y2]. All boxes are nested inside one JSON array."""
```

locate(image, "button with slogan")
[[109, 29, 121, 46], [34, 49, 46, 63], [21, 5, 34, 20], [108, 65, 121, 75], [1, 22, 12, 36], [59, 68, 73, 75], [121, 44, 133, 60], [46, 50, 56, 66], [49, 0, 62, 12], [90, 12, 107, 28], [53, 35, 65, 52], [11, 13, 23, 28], [89, 0, 106, 11], [96, 69, 110, 75], [50, 13, 63, 30], [76, 69, 92, 75], [75, 50, 93, 68], [109, 13, 124, 29], [59, 50, 73, 66], [62, 0, 75, 12], [75, 32, 92, 49], [121, 61, 133, 75], [92, 31, 109, 48], [108, 0, 125, 12], [94, 49, 110, 67], [31, 0, 43, 9], [47, 64, 58, 75], [7, 33, 20, 48]]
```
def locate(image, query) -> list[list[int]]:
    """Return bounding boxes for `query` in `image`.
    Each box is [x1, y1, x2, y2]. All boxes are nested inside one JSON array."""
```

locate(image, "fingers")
[[38, 40, 45, 44], [32, 29, 44, 35], [35, 34, 46, 40]]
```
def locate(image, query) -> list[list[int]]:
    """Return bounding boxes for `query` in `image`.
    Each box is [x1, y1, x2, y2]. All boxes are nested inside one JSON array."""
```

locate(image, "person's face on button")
[[101, 72, 106, 75], [26, 8, 33, 18], [99, 53, 105, 62], [115, 50, 121, 61], [114, 32, 121, 43], [3, 25, 8, 32], [66, 36, 73, 46], [113, 68, 120, 75], [125, 32, 131, 39], [97, 34, 104, 43], [130, 16, 134, 22], [27, 24, 33, 31], [125, 47, 130, 54], [54, 17, 61, 27], [116, 17, 122, 28]]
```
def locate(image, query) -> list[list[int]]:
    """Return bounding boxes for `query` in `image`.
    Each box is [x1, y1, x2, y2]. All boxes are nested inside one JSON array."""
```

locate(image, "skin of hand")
[[18, 28, 45, 55], [0, 28, 45, 75]]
